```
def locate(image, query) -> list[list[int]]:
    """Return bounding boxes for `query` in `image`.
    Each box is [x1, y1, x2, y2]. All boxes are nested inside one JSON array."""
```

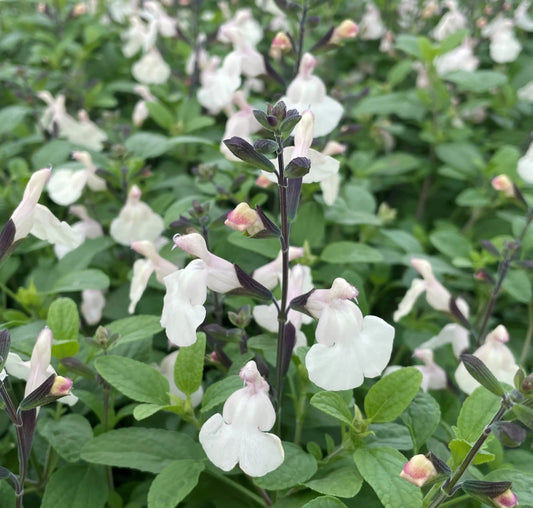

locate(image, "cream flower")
[[81, 289, 106, 325], [132, 47, 171, 84], [400, 454, 438, 487], [412, 348, 447, 391], [432, 0, 467, 41], [279, 54, 344, 137], [110, 185, 165, 246], [305, 278, 395, 390], [358, 3, 386, 40], [434, 40, 479, 75], [517, 141, 533, 184], [199, 360, 284, 477], [455, 325, 519, 394], [483, 16, 522, 63]]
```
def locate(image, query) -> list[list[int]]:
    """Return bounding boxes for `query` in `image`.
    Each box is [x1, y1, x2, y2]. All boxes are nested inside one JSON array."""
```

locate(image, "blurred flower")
[[225, 202, 265, 236], [110, 185, 165, 246], [81, 289, 106, 325], [359, 3, 386, 40], [54, 205, 103, 259], [304, 278, 395, 390], [320, 141, 346, 205], [197, 54, 242, 114], [400, 454, 438, 487], [517, 80, 533, 102], [8, 168, 82, 250], [492, 175, 516, 197], [432, 0, 467, 40], [269, 32, 291, 59], [157, 350, 203, 407], [254, 264, 313, 348], [122, 15, 157, 57], [482, 16, 522, 63], [517, 141, 533, 183], [434, 39, 479, 75], [412, 348, 447, 391], [218, 8, 263, 47], [279, 54, 344, 137], [220, 92, 262, 161], [455, 325, 519, 394], [393, 258, 468, 321], [199, 360, 284, 476], [132, 47, 171, 84], [143, 1, 176, 37], [129, 239, 177, 314], [132, 84, 157, 126], [219, 26, 265, 78], [515, 0, 533, 31], [330, 19, 358, 44], [2, 327, 77, 406], [419, 323, 470, 359]]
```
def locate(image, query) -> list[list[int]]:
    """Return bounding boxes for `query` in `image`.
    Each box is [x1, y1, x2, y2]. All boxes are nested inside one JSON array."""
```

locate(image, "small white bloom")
[[412, 348, 447, 391], [81, 289, 106, 325], [110, 185, 165, 246], [455, 325, 518, 394], [358, 3, 386, 40], [517, 80, 533, 102], [518, 141, 533, 184], [252, 247, 304, 290], [279, 54, 344, 137], [419, 323, 470, 359], [199, 361, 284, 477], [132, 47, 171, 84], [432, 0, 467, 41], [515, 0, 533, 31], [483, 16, 522, 63], [305, 278, 395, 390], [434, 40, 479, 75]]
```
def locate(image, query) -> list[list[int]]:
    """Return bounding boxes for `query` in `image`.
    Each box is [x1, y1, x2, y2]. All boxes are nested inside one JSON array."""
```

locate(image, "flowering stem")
[[520, 300, 533, 364], [425, 396, 511, 508], [275, 133, 290, 435], [294, 1, 309, 76], [476, 209, 533, 346]]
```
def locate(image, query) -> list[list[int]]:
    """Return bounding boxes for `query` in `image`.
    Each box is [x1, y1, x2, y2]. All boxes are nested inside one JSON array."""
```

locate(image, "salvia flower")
[[493, 489, 519, 508], [199, 360, 284, 477], [492, 175, 516, 197], [400, 454, 438, 487], [455, 325, 519, 394], [110, 185, 165, 246], [304, 278, 395, 390], [517, 141, 533, 183], [412, 348, 447, 391], [225, 203, 265, 236], [81, 289, 106, 325], [330, 19, 358, 44]]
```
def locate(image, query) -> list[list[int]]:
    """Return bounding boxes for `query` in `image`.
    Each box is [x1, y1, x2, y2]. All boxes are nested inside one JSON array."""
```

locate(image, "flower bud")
[[269, 32, 292, 60], [225, 203, 266, 236], [492, 175, 515, 198], [493, 489, 519, 507], [400, 454, 438, 487], [330, 19, 358, 44], [50, 376, 73, 396]]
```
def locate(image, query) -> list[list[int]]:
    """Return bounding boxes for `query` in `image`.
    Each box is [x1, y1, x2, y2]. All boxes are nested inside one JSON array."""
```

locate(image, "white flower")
[[254, 264, 313, 348], [394, 258, 469, 321], [279, 54, 344, 137], [199, 360, 284, 477], [2, 327, 77, 406], [8, 168, 83, 250], [412, 348, 447, 391], [129, 239, 178, 314], [358, 3, 386, 40], [305, 278, 395, 390], [81, 289, 106, 325], [122, 15, 157, 57], [218, 8, 263, 47], [419, 323, 470, 359], [132, 47, 171, 84], [132, 84, 156, 126], [432, 0, 467, 41], [197, 54, 242, 114], [483, 16, 522, 63], [252, 247, 304, 289], [517, 80, 533, 102], [518, 141, 533, 184], [221, 92, 262, 161], [455, 325, 518, 394], [515, 0, 533, 31], [143, 1, 176, 37], [157, 350, 203, 407], [110, 185, 165, 246], [160, 233, 241, 346], [434, 40, 479, 75]]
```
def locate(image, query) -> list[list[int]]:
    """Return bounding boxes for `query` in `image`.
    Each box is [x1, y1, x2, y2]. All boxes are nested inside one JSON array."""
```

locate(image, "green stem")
[[520, 299, 533, 364], [207, 470, 266, 506], [294, 2, 309, 76], [426, 398, 510, 508]]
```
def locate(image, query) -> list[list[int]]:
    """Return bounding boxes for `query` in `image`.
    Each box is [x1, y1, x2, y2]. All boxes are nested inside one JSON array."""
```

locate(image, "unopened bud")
[[330, 19, 358, 44], [225, 203, 266, 237], [50, 376, 73, 396], [492, 175, 515, 198], [269, 32, 292, 59], [493, 489, 519, 507], [400, 454, 438, 487]]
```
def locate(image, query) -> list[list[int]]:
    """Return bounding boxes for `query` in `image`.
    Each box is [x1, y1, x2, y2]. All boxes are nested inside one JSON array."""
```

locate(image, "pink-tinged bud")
[[72, 3, 87, 16], [330, 20, 358, 44], [492, 175, 515, 198], [400, 454, 438, 487], [50, 376, 73, 396], [493, 489, 519, 508], [269, 32, 292, 59], [225, 203, 265, 236], [256, 174, 273, 188]]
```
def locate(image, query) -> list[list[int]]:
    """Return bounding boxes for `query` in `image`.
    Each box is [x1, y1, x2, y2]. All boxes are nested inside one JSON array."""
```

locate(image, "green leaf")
[[321, 242, 383, 264], [455, 189, 491, 207], [443, 70, 507, 92], [146, 102, 174, 130], [133, 403, 168, 421], [56, 237, 114, 274], [366, 423, 413, 450], [147, 459, 205, 508], [310, 392, 354, 428], [429, 230, 472, 259], [47, 297, 79, 343], [51, 269, 110, 293], [435, 142, 484, 177], [395, 34, 422, 59], [291, 202, 325, 247], [39, 414, 93, 463], [227, 232, 280, 258], [0, 105, 30, 135], [502, 270, 532, 303], [401, 392, 441, 452], [201, 375, 242, 413], [95, 355, 169, 406], [449, 439, 495, 467], [301, 496, 348, 508], [364, 368, 422, 423], [305, 458, 363, 498], [364, 153, 421, 176], [354, 447, 423, 508], [106, 315, 163, 348], [381, 230, 423, 254], [254, 442, 317, 490], [125, 132, 169, 158], [81, 428, 202, 473], [174, 332, 206, 396], [455, 387, 502, 442], [41, 465, 108, 508], [353, 91, 426, 121]]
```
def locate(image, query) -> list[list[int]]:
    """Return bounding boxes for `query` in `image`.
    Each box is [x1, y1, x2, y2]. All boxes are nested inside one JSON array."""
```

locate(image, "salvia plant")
[[0, 0, 533, 507]]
